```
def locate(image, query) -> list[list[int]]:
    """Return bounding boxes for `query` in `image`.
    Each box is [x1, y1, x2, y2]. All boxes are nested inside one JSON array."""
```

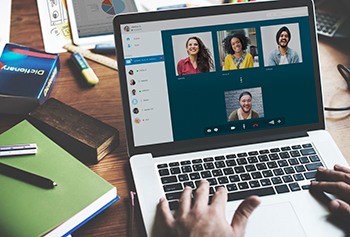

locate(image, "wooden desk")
[[4, 1, 143, 236], [2, 1, 350, 236]]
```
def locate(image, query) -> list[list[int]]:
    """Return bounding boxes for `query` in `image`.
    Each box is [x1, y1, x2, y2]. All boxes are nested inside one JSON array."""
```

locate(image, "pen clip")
[[130, 191, 136, 206], [130, 191, 136, 237]]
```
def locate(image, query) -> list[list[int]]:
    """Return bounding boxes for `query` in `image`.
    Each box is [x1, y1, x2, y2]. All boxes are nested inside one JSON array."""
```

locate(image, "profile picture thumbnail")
[[172, 32, 215, 76], [134, 118, 141, 124], [217, 28, 259, 71], [224, 87, 264, 122], [261, 23, 302, 67]]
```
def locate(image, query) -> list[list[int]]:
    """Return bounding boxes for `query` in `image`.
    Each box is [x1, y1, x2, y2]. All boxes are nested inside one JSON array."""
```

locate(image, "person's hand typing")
[[311, 164, 350, 220], [158, 180, 261, 237]]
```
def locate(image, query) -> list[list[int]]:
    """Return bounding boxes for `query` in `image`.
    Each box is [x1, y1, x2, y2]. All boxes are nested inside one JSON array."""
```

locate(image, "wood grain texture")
[[27, 98, 120, 163], [2, 1, 350, 237]]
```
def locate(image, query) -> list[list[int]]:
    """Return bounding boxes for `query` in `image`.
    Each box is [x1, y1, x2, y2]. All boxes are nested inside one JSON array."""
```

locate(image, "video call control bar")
[[205, 118, 286, 135]]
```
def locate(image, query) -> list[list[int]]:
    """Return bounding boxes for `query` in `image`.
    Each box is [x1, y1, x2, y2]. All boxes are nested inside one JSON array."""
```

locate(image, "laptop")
[[113, 0, 350, 236]]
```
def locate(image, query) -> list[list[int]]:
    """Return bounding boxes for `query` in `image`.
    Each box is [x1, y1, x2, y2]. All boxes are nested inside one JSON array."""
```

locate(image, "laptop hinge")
[[152, 131, 308, 158]]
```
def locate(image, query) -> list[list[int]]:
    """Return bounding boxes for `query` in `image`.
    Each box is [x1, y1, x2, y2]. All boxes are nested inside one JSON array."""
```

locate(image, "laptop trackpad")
[[229, 202, 306, 237]]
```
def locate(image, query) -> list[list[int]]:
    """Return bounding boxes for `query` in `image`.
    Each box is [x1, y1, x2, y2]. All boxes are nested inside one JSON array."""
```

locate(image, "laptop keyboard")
[[156, 143, 323, 210]]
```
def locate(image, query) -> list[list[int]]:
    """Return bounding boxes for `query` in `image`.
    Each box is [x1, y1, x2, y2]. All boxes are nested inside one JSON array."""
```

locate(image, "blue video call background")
[[161, 16, 319, 142]]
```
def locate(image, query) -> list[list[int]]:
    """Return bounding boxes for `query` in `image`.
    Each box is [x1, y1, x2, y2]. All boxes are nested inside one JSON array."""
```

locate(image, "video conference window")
[[172, 32, 216, 76], [225, 87, 264, 122], [217, 28, 259, 71], [261, 23, 303, 67]]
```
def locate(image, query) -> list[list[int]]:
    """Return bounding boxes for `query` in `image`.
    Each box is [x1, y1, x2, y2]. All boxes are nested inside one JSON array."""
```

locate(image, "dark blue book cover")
[[0, 43, 60, 114]]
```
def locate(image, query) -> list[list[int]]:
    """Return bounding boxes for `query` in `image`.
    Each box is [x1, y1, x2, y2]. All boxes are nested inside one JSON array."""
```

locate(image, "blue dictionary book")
[[0, 43, 60, 114]]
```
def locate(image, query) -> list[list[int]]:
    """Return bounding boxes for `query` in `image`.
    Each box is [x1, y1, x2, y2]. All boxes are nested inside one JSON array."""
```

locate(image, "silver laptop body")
[[113, 0, 349, 236]]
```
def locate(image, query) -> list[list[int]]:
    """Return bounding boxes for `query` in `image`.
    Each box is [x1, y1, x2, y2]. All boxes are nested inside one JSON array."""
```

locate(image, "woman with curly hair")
[[177, 36, 214, 75], [222, 31, 253, 70]]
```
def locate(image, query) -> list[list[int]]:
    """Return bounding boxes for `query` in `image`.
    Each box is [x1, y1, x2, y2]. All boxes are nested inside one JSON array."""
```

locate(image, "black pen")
[[0, 162, 57, 189]]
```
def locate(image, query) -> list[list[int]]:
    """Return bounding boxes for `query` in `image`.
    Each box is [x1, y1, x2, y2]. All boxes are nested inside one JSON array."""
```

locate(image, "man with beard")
[[229, 91, 259, 121], [268, 26, 300, 66]]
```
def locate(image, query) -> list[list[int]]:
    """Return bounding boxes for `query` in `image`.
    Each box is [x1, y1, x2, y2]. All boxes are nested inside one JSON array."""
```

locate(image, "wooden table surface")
[[2, 1, 350, 236]]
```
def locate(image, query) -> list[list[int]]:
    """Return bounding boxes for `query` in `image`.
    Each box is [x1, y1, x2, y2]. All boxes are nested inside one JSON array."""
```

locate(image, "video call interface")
[[122, 6, 320, 147]]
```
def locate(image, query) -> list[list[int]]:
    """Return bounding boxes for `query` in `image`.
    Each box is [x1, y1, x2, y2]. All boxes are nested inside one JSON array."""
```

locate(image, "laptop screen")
[[114, 0, 323, 156]]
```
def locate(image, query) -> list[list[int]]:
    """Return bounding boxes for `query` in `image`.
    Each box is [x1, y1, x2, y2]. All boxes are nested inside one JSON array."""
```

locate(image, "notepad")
[[0, 120, 118, 236]]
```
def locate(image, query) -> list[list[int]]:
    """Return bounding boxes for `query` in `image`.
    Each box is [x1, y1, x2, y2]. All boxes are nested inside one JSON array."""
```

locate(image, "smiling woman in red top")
[[177, 36, 214, 75]]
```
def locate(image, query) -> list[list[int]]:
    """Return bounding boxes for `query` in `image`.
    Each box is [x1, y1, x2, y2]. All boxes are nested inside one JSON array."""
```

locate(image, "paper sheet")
[[0, 0, 12, 56], [36, 0, 72, 53]]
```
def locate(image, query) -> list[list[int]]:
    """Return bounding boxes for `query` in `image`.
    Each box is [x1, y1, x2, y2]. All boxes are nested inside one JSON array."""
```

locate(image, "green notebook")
[[0, 120, 117, 236]]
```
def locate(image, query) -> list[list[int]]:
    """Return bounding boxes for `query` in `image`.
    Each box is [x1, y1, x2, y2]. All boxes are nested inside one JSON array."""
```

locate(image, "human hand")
[[158, 180, 261, 237], [310, 164, 350, 220]]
